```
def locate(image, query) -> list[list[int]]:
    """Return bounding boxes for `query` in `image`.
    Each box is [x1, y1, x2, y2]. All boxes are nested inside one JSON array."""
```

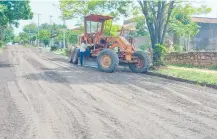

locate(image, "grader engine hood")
[[107, 36, 135, 52]]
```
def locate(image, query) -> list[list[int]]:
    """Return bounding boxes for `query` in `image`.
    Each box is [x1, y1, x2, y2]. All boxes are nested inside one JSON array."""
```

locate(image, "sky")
[[14, 0, 217, 35], [15, 0, 77, 35]]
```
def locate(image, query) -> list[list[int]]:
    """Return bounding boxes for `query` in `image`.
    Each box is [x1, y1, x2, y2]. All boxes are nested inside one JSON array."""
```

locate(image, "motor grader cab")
[[69, 14, 149, 73]]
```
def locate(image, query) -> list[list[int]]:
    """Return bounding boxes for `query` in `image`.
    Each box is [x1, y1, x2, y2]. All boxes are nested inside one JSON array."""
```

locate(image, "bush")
[[173, 44, 184, 52], [153, 43, 167, 66], [0, 40, 3, 48], [50, 46, 57, 51], [139, 44, 150, 51], [208, 65, 217, 71], [65, 48, 69, 56]]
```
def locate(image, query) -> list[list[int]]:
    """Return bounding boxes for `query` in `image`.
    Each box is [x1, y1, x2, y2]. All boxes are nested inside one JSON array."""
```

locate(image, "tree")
[[169, 4, 211, 37], [23, 23, 38, 44], [137, 1, 175, 64], [4, 27, 14, 43], [38, 30, 51, 46], [40, 23, 52, 30], [50, 24, 67, 47], [137, 1, 211, 65], [0, 1, 32, 26], [66, 30, 80, 45], [0, 4, 8, 27], [14, 36, 20, 43], [23, 23, 37, 34], [18, 32, 29, 44], [0, 1, 33, 41], [104, 20, 121, 36], [59, 0, 132, 22], [131, 16, 149, 37], [20, 23, 67, 47]]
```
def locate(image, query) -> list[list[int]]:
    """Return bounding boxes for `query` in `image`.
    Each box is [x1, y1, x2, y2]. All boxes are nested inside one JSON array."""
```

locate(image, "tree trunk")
[[138, 0, 175, 65]]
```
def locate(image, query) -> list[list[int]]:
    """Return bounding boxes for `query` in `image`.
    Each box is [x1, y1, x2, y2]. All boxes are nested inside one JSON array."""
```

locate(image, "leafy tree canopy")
[[59, 0, 133, 22], [104, 20, 121, 36], [66, 30, 81, 45], [38, 29, 51, 46], [4, 26, 14, 43], [0, 0, 32, 42], [0, 0, 33, 27], [23, 23, 37, 34], [136, 0, 211, 65], [18, 32, 29, 44], [169, 4, 211, 37], [133, 3, 211, 38]]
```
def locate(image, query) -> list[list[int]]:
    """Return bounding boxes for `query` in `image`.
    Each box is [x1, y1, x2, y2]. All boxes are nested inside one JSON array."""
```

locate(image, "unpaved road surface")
[[0, 45, 217, 139]]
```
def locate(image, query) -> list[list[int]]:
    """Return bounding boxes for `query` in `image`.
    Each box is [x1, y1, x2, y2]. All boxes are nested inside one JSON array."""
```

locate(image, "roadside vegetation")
[[0, 1, 32, 51], [0, 40, 3, 54], [153, 65, 217, 85], [169, 64, 217, 71], [53, 49, 67, 56]]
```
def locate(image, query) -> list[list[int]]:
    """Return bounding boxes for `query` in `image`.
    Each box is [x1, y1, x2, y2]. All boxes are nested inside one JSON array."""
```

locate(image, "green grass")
[[170, 64, 217, 71], [0, 47, 3, 54], [23, 45, 29, 47], [54, 48, 67, 56], [0, 46, 4, 54], [153, 66, 217, 85]]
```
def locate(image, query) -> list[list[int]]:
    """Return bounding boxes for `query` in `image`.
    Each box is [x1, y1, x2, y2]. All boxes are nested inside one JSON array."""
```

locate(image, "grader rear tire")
[[129, 51, 149, 73], [97, 49, 119, 73], [68, 47, 74, 63]]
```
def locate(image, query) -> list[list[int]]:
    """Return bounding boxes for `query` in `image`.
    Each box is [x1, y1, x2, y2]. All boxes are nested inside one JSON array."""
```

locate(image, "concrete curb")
[[147, 71, 217, 90]]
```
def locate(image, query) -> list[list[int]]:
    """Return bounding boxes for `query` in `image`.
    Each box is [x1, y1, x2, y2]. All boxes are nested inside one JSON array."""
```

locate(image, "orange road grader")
[[69, 14, 149, 73]]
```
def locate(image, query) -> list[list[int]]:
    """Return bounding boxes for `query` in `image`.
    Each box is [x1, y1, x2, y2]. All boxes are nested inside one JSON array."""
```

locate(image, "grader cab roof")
[[85, 14, 113, 22]]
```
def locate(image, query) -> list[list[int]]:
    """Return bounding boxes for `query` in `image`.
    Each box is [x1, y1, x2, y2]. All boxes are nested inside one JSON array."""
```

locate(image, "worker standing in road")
[[80, 40, 87, 66]]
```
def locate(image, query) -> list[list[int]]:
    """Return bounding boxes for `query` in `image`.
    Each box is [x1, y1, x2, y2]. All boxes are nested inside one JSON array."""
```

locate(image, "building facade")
[[123, 17, 217, 51]]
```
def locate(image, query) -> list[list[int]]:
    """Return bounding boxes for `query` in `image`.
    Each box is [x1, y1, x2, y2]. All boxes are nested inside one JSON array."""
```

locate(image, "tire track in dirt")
[[25, 48, 146, 138], [7, 47, 62, 139], [24, 52, 110, 139], [28, 49, 180, 138], [32, 47, 217, 138], [22, 48, 91, 139], [7, 48, 39, 139]]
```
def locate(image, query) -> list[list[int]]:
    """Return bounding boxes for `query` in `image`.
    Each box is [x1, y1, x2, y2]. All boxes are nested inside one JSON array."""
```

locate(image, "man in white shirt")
[[80, 40, 87, 66]]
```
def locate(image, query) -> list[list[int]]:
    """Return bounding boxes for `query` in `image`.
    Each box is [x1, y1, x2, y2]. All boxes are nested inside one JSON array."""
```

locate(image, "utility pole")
[[36, 13, 41, 47], [53, 4, 66, 49], [63, 18, 66, 49], [49, 15, 53, 25], [49, 15, 53, 47]]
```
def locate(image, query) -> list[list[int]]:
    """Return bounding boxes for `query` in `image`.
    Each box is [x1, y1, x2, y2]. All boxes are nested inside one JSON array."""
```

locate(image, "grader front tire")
[[97, 49, 119, 73]]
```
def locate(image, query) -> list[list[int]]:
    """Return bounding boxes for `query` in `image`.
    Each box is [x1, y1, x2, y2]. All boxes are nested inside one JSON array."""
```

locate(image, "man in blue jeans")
[[80, 40, 87, 66]]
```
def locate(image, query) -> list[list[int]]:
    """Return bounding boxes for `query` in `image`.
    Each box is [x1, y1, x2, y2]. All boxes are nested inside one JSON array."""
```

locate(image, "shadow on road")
[[0, 63, 14, 68], [23, 71, 70, 84], [23, 48, 145, 85], [49, 57, 68, 63], [22, 66, 134, 85]]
